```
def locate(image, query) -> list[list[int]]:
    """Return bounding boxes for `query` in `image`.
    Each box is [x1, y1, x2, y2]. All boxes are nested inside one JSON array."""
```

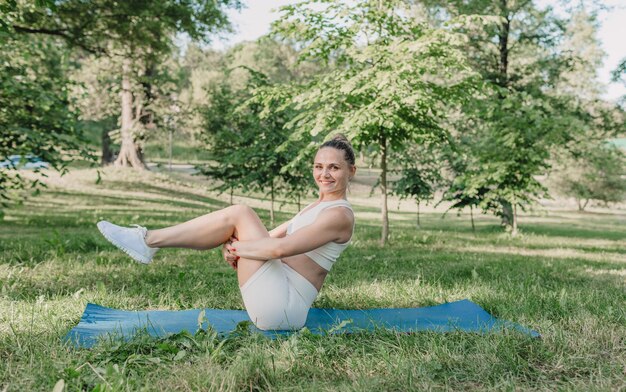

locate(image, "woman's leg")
[[144, 204, 270, 286]]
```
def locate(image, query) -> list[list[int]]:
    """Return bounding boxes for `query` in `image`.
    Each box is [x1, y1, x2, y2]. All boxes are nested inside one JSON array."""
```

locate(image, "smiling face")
[[313, 147, 356, 199]]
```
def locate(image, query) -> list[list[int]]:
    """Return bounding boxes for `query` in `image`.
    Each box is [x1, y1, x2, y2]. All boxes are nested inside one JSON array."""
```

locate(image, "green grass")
[[143, 138, 214, 164], [1, 168, 625, 391]]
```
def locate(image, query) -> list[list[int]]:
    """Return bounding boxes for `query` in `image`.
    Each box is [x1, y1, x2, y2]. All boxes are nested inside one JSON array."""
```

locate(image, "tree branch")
[[11, 24, 106, 55]]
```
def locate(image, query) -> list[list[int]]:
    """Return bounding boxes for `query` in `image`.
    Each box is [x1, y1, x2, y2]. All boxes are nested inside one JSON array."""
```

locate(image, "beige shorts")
[[240, 259, 319, 330]]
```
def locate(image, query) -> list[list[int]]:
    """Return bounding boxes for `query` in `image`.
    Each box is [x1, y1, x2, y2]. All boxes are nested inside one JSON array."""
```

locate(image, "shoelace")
[[130, 224, 148, 240]]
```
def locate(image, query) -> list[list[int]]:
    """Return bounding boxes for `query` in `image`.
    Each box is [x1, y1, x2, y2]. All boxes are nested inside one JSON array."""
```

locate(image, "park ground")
[[0, 166, 625, 391]]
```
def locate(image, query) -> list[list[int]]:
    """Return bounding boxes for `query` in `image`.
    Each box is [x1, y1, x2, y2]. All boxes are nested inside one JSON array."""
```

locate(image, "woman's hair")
[[320, 134, 356, 166]]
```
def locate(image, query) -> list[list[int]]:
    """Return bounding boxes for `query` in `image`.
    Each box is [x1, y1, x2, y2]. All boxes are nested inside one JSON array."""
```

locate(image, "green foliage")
[[0, 34, 95, 204], [271, 0, 479, 243], [199, 69, 310, 216], [5, 0, 241, 57], [430, 0, 621, 233], [393, 170, 435, 204], [273, 0, 478, 150], [178, 38, 322, 137], [392, 143, 445, 227], [612, 56, 626, 104], [556, 144, 626, 209], [72, 53, 187, 148], [6, 0, 242, 168], [195, 38, 322, 212], [611, 57, 625, 85], [448, 91, 575, 222], [555, 10, 605, 102]]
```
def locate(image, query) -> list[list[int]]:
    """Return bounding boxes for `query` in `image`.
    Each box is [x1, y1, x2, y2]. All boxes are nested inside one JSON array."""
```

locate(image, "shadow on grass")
[[105, 181, 230, 209], [46, 187, 224, 211], [520, 223, 626, 241]]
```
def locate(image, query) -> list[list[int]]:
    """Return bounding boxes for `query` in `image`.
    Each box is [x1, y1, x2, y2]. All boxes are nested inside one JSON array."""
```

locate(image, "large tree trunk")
[[114, 61, 146, 169], [101, 128, 114, 165], [380, 134, 389, 246]]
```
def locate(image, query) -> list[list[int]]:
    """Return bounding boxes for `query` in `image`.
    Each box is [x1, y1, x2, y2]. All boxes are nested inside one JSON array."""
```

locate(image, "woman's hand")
[[222, 236, 239, 270]]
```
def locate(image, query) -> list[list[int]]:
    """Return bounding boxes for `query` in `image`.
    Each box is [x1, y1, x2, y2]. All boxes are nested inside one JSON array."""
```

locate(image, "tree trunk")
[[114, 61, 146, 169], [578, 198, 589, 211], [229, 187, 234, 205], [380, 134, 389, 246], [497, 0, 510, 89], [140, 62, 156, 129], [416, 200, 420, 229], [496, 2, 515, 233], [168, 129, 173, 171], [511, 203, 518, 237], [297, 193, 301, 211], [101, 128, 114, 166], [500, 200, 513, 229], [470, 205, 475, 233], [270, 179, 275, 227]]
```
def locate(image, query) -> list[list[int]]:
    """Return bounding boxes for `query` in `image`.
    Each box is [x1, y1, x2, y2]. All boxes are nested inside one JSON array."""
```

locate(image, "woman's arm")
[[228, 208, 353, 261], [268, 220, 291, 239], [224, 219, 291, 264]]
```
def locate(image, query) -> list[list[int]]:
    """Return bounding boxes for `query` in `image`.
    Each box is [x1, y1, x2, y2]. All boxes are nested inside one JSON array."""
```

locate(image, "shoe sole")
[[97, 222, 151, 264]]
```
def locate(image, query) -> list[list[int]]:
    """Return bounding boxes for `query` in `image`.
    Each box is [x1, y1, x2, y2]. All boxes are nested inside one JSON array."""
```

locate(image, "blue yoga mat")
[[65, 299, 539, 348]]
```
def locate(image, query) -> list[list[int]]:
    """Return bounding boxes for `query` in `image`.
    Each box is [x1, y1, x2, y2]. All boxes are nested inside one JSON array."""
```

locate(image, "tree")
[[200, 68, 310, 225], [272, 0, 478, 245], [555, 144, 626, 210], [613, 57, 626, 85], [71, 53, 185, 166], [6, 0, 241, 169], [391, 144, 444, 229], [178, 44, 227, 138], [438, 137, 493, 233], [555, 9, 605, 102], [612, 56, 626, 105], [429, 0, 610, 235], [547, 9, 626, 210], [201, 76, 305, 225], [0, 33, 94, 205], [197, 38, 320, 222]]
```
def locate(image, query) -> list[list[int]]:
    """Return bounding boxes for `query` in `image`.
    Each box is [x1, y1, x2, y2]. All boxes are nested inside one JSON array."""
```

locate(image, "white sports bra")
[[286, 199, 354, 271]]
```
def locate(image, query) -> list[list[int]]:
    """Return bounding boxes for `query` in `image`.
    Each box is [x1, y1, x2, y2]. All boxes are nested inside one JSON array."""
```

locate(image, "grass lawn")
[[1, 167, 625, 391]]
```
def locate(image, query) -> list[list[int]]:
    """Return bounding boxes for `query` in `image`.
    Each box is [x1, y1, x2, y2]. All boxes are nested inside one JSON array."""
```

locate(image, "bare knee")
[[227, 204, 256, 224], [230, 204, 254, 216]]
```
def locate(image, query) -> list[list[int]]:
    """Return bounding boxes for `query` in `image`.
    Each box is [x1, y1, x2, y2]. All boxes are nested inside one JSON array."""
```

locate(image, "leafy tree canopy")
[[0, 34, 95, 204], [3, 0, 240, 57]]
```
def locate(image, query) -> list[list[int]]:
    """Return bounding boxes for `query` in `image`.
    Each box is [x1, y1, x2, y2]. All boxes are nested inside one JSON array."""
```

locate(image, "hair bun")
[[320, 133, 356, 166], [331, 133, 350, 144]]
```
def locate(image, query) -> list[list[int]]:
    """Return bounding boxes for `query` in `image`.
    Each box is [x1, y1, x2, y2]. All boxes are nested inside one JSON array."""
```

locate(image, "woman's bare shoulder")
[[318, 205, 354, 229]]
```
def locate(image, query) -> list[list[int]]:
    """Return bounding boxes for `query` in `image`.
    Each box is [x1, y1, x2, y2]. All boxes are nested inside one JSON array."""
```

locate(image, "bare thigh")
[[230, 205, 272, 287]]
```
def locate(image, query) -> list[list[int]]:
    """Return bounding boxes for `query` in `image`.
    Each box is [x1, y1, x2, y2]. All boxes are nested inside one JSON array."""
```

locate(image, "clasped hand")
[[222, 236, 239, 270]]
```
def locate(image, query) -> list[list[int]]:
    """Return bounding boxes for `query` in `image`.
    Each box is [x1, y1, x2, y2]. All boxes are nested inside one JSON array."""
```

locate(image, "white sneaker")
[[97, 221, 159, 264]]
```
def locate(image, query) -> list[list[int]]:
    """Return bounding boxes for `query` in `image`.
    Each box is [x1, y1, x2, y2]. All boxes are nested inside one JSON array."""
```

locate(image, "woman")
[[97, 135, 356, 330]]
